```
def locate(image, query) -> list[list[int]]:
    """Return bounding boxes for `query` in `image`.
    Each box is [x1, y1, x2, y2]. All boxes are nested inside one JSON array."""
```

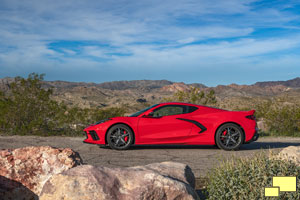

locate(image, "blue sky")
[[0, 0, 299, 86]]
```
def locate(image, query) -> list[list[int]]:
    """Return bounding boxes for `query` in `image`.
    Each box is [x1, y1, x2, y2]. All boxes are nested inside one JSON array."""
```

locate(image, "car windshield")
[[129, 104, 159, 117]]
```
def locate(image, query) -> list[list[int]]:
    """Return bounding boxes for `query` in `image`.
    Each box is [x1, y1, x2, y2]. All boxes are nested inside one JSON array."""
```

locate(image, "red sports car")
[[83, 102, 259, 150]]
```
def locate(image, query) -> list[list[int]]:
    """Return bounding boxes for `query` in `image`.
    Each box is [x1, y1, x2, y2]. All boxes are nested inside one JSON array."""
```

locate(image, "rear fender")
[[214, 122, 246, 144]]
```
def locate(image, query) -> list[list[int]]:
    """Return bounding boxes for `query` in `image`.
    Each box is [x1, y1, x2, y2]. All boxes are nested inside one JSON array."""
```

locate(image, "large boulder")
[[132, 161, 195, 188], [0, 146, 82, 199], [277, 146, 300, 166], [40, 162, 199, 200]]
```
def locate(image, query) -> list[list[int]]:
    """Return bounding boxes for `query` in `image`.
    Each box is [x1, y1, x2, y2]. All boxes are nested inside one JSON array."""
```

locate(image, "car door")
[[137, 105, 193, 144]]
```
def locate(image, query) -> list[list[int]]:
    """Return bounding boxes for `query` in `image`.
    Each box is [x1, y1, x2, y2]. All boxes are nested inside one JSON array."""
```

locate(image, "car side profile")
[[83, 102, 259, 150]]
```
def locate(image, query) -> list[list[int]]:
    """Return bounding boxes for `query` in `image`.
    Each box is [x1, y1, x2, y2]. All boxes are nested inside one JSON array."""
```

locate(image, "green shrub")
[[265, 105, 300, 136], [0, 91, 11, 130], [255, 100, 300, 136], [164, 87, 217, 105], [0, 73, 128, 136], [206, 153, 300, 200], [91, 107, 127, 122], [0, 73, 62, 135]]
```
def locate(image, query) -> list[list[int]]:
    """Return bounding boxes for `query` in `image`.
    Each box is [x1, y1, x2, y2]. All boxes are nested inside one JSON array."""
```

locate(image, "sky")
[[0, 0, 300, 86]]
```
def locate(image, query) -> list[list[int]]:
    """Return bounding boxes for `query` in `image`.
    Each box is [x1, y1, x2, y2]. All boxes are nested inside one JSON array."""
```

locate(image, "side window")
[[187, 106, 198, 113], [152, 105, 187, 117]]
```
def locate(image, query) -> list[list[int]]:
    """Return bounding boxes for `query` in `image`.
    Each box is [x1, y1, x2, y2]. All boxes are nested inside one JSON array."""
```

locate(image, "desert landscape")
[[1, 0, 300, 199], [1, 77, 299, 110], [0, 76, 300, 199]]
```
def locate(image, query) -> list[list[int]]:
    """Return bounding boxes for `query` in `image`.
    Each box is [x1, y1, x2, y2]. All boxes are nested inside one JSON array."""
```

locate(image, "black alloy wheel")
[[106, 124, 133, 150], [215, 123, 244, 150]]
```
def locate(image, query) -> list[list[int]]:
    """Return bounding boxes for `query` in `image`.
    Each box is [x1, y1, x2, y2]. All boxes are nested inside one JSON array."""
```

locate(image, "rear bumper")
[[245, 130, 259, 144]]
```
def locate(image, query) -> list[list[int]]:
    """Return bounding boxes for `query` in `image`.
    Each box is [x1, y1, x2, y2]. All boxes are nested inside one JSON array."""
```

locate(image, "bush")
[[0, 73, 128, 136], [206, 153, 300, 199], [91, 107, 127, 122], [0, 91, 12, 130], [265, 105, 300, 136], [0, 73, 62, 135], [255, 100, 300, 136], [164, 87, 217, 105]]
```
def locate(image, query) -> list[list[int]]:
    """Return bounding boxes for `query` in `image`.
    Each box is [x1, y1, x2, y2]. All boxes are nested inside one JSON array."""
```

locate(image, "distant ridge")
[[1, 76, 299, 90], [254, 77, 300, 88], [97, 80, 173, 90]]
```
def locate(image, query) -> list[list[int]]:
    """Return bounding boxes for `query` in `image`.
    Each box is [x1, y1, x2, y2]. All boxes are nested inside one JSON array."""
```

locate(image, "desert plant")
[[254, 99, 300, 136], [265, 104, 300, 136], [91, 106, 127, 122], [0, 91, 12, 131], [0, 73, 128, 136], [206, 153, 300, 199], [0, 73, 62, 135], [164, 87, 217, 105]]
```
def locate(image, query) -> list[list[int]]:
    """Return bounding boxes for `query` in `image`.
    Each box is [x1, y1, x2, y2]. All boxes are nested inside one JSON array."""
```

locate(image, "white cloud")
[[178, 37, 196, 44], [83, 46, 108, 58]]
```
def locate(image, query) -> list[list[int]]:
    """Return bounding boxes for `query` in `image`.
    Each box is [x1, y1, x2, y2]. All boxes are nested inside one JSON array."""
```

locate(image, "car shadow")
[[196, 189, 207, 200], [240, 141, 300, 150], [122, 141, 300, 151], [127, 145, 218, 150]]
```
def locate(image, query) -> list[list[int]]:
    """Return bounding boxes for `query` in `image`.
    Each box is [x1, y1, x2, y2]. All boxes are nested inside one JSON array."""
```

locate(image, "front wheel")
[[106, 124, 133, 150], [215, 123, 244, 151]]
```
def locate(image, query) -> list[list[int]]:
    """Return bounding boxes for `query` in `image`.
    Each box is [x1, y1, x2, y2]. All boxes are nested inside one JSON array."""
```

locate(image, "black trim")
[[176, 118, 207, 133], [84, 131, 88, 140], [89, 130, 100, 141]]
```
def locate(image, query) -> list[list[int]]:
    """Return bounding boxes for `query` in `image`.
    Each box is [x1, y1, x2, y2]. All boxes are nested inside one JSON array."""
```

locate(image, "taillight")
[[246, 115, 256, 120]]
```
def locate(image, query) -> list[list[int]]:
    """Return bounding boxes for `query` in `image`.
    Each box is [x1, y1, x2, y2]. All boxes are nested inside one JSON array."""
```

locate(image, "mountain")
[[0, 77, 299, 109], [97, 80, 173, 90], [254, 77, 300, 88]]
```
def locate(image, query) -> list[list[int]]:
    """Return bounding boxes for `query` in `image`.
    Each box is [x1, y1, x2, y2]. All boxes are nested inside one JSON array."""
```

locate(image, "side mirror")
[[143, 112, 162, 118], [143, 112, 154, 118], [148, 112, 154, 117]]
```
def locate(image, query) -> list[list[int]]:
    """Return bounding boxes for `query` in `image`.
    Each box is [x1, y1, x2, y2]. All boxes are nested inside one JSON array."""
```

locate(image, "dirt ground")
[[1, 135, 300, 178]]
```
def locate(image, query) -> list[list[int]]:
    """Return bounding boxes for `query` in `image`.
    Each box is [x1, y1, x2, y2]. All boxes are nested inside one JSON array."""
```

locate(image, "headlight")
[[95, 119, 111, 125]]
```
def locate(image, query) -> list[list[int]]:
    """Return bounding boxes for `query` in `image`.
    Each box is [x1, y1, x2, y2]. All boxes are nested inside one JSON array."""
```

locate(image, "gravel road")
[[1, 136, 300, 177]]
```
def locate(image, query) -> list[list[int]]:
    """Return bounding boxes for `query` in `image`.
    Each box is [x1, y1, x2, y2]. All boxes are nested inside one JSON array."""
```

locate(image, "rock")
[[161, 82, 191, 92], [0, 175, 38, 200], [136, 98, 147, 103], [277, 146, 300, 166], [40, 162, 199, 200], [133, 161, 195, 188], [0, 146, 82, 199], [257, 119, 268, 132]]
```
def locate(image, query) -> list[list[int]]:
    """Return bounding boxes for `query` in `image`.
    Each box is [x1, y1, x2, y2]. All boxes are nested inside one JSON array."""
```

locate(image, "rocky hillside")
[[254, 77, 300, 88], [0, 77, 299, 109]]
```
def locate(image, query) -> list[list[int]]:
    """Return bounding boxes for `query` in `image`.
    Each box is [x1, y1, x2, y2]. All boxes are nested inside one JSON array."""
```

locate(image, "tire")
[[106, 124, 134, 150], [215, 123, 244, 151]]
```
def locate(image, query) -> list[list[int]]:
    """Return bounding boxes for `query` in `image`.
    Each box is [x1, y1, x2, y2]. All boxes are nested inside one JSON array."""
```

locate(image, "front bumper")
[[83, 130, 104, 144]]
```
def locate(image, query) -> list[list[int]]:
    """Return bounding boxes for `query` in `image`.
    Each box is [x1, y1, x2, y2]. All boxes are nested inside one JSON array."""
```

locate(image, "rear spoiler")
[[245, 110, 256, 120], [236, 110, 255, 115], [248, 110, 255, 115]]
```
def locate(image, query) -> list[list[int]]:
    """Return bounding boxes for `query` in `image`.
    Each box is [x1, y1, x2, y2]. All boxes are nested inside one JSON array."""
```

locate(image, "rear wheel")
[[106, 124, 133, 150], [215, 123, 244, 151]]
